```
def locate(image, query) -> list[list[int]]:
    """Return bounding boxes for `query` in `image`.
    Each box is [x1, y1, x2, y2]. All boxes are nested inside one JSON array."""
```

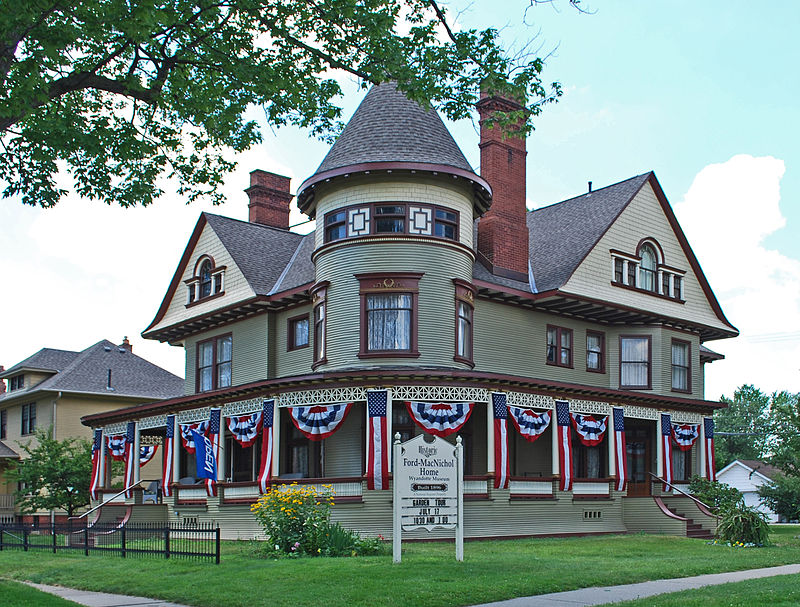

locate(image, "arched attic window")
[[186, 256, 225, 305], [638, 244, 657, 292]]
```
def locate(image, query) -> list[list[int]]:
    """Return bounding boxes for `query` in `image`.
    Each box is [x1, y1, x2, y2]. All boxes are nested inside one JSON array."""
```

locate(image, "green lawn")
[[0, 580, 80, 606], [616, 573, 800, 606], [0, 528, 798, 607]]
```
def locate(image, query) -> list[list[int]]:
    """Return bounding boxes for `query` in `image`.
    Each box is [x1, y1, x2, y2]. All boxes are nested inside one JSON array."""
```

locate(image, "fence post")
[[23, 527, 28, 552], [164, 526, 170, 560], [52, 522, 57, 554], [84, 525, 89, 556], [0, 527, 3, 551], [215, 526, 220, 565], [121, 527, 126, 558]]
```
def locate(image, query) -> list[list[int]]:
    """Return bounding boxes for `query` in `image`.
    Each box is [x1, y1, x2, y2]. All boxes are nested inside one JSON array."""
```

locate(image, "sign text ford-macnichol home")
[[81, 82, 735, 541]]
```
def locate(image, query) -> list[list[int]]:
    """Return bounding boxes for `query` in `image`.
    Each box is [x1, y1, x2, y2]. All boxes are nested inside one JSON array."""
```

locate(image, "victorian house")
[[82, 83, 736, 539]]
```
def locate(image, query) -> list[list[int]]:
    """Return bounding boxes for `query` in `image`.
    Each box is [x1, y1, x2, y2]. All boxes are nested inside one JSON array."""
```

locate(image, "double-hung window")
[[9, 375, 24, 391], [357, 273, 422, 358], [311, 283, 328, 367], [639, 244, 657, 292], [620, 336, 651, 389], [287, 314, 310, 351], [671, 339, 691, 392], [546, 325, 573, 368], [21, 403, 36, 435], [453, 280, 475, 365], [586, 331, 605, 373], [196, 335, 232, 392]]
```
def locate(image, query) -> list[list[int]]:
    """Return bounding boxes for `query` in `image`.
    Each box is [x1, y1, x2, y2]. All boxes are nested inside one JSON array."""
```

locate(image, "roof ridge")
[[203, 212, 306, 238], [528, 172, 652, 214], [268, 234, 308, 296]]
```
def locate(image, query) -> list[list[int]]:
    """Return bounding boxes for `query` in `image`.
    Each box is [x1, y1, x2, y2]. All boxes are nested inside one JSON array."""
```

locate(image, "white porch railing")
[[509, 479, 554, 496], [0, 494, 14, 510], [96, 489, 126, 504], [176, 487, 208, 501], [572, 481, 610, 496]]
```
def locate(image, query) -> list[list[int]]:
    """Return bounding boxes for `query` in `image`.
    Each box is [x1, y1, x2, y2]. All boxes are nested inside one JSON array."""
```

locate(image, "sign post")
[[392, 432, 464, 563]]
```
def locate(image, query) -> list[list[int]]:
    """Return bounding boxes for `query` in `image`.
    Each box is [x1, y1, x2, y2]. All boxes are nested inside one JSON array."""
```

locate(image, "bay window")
[[620, 336, 651, 389], [357, 272, 422, 358]]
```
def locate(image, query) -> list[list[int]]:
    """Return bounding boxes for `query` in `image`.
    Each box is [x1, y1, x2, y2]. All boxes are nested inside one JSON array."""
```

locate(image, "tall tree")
[[0, 1, 562, 209], [715, 385, 772, 469], [767, 390, 800, 477], [10, 429, 92, 517]]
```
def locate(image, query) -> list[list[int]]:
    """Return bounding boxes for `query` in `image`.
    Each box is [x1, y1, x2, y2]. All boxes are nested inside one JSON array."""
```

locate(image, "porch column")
[[133, 421, 141, 484], [272, 405, 281, 476], [98, 428, 107, 489]]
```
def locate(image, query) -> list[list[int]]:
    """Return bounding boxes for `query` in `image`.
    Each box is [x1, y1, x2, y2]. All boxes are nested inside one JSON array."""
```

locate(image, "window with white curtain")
[[366, 294, 412, 351], [639, 244, 657, 292], [620, 336, 650, 389], [671, 340, 690, 392]]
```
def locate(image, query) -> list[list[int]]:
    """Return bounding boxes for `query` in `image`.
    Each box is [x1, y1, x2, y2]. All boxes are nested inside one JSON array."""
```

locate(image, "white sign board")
[[392, 433, 463, 562]]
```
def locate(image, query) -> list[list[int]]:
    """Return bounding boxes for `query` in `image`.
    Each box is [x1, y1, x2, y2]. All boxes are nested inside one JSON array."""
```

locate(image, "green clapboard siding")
[[274, 305, 314, 379], [314, 241, 473, 371]]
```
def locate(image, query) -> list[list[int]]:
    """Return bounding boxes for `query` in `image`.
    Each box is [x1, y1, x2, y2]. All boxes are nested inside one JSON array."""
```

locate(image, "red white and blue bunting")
[[508, 407, 551, 443], [106, 435, 127, 461], [124, 422, 136, 498], [289, 403, 353, 441], [180, 420, 208, 454], [405, 401, 474, 438], [671, 424, 699, 452], [227, 412, 262, 448], [139, 445, 158, 466], [704, 417, 716, 481], [257, 400, 275, 493], [492, 393, 510, 490], [556, 401, 573, 491], [612, 408, 627, 492], [661, 413, 673, 491], [366, 390, 390, 490], [90, 429, 102, 501], [162, 415, 175, 498], [570, 413, 608, 447]]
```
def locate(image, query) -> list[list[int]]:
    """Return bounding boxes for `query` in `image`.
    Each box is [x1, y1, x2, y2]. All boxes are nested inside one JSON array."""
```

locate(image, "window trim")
[[586, 330, 606, 374], [287, 313, 310, 351], [311, 282, 329, 369], [546, 325, 573, 369], [670, 338, 692, 394], [453, 279, 476, 367], [619, 335, 652, 390], [610, 245, 686, 303], [9, 374, 24, 391], [195, 333, 233, 393], [184, 255, 226, 308], [0, 409, 6, 439], [323, 202, 460, 243], [21, 402, 36, 436], [356, 272, 422, 359]]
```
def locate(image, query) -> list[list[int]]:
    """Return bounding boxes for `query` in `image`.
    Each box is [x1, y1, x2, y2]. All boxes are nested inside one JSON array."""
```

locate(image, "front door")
[[626, 420, 653, 497]]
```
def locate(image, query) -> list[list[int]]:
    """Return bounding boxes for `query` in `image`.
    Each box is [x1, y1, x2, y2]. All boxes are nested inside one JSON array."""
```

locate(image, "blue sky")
[[1, 1, 798, 400]]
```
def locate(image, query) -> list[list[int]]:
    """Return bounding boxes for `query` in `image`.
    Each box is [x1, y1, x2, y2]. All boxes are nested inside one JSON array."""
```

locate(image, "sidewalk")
[[475, 563, 800, 607], [25, 564, 800, 607]]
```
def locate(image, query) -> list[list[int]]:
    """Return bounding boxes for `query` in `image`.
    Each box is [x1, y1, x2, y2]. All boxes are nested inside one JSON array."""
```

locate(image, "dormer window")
[[610, 240, 685, 302], [185, 256, 225, 306], [9, 374, 24, 391]]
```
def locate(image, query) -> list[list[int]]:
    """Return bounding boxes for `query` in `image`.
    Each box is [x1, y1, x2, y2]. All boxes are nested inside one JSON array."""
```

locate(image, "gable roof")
[[314, 82, 473, 175], [737, 459, 781, 481], [143, 213, 315, 335], [527, 174, 651, 292], [0, 340, 183, 403], [0, 440, 19, 459], [0, 348, 79, 378]]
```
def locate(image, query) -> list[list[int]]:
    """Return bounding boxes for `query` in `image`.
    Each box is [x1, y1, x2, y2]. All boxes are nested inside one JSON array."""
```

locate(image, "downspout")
[[50, 391, 61, 526]]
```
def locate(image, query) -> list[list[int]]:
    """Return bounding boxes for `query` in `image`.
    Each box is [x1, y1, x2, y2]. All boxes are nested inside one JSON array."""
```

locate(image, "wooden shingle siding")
[[563, 182, 732, 334], [314, 242, 473, 370], [275, 305, 314, 378], [151, 223, 256, 333], [313, 176, 476, 249]]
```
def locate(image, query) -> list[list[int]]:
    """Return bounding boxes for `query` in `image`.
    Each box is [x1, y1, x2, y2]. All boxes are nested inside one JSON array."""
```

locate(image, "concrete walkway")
[[475, 564, 800, 607], [24, 564, 800, 607]]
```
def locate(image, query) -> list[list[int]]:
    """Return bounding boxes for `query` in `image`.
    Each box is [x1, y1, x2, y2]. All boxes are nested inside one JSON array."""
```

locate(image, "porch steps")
[[663, 503, 714, 539]]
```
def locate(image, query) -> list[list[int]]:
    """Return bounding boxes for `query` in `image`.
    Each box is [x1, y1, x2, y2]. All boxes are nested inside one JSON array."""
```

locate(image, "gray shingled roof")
[[0, 348, 79, 377], [313, 82, 474, 175], [204, 213, 314, 296], [0, 440, 19, 459], [527, 174, 651, 292], [0, 340, 182, 402]]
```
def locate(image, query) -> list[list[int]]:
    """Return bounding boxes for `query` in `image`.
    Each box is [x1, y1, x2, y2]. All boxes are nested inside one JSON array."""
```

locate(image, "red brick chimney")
[[0, 366, 5, 394], [246, 170, 292, 229], [476, 91, 529, 282], [119, 337, 132, 353]]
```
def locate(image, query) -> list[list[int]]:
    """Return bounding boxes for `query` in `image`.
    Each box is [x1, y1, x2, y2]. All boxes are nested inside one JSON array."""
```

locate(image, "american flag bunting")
[[124, 422, 136, 498], [162, 415, 175, 498], [90, 429, 102, 501], [257, 400, 275, 493], [704, 417, 716, 481], [492, 393, 510, 490], [612, 408, 627, 492], [556, 400, 573, 491], [366, 390, 390, 490], [661, 413, 673, 491]]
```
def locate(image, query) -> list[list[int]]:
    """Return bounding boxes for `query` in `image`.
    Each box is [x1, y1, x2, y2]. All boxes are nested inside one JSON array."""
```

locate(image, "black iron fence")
[[0, 522, 220, 563]]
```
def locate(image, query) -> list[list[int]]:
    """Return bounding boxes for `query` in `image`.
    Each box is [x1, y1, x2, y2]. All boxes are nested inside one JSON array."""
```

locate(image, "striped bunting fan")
[[227, 412, 262, 448], [671, 424, 699, 451], [508, 407, 551, 442], [289, 404, 353, 440], [405, 401, 474, 437]]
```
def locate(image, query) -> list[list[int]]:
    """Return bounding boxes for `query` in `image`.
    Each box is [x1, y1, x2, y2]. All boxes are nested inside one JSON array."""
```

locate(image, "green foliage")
[[716, 503, 770, 546], [765, 391, 800, 477], [688, 476, 744, 514], [716, 385, 773, 468], [9, 428, 92, 516], [0, 1, 562, 209], [757, 474, 800, 522]]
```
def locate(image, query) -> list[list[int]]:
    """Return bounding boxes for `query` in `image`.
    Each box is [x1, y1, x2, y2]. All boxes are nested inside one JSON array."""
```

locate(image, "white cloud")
[[673, 154, 800, 399]]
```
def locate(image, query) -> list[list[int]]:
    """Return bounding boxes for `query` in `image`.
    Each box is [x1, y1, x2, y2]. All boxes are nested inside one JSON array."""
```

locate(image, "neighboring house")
[[83, 83, 736, 540], [0, 339, 183, 522], [717, 459, 782, 523]]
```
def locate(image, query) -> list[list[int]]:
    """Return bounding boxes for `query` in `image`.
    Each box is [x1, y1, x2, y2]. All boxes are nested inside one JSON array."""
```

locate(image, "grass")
[[0, 527, 798, 607], [616, 573, 800, 606], [0, 580, 81, 606]]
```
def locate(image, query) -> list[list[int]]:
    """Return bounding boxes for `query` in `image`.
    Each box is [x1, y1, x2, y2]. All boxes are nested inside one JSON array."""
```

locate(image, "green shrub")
[[758, 474, 800, 522], [688, 476, 743, 513], [717, 503, 770, 546]]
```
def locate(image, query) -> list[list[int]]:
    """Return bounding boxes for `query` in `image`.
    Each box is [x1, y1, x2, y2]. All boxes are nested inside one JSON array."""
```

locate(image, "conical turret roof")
[[297, 82, 491, 214]]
